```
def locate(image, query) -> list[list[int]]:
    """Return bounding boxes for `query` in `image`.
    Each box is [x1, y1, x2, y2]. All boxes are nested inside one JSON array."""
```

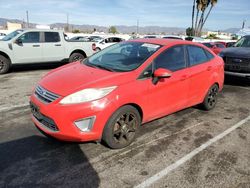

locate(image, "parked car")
[[0, 32, 6, 40], [94, 37, 124, 51], [201, 42, 226, 55], [226, 42, 236, 48], [219, 35, 250, 78], [69, 36, 90, 42], [0, 29, 95, 74], [144, 35, 157, 38], [162, 35, 183, 40], [30, 39, 224, 149]]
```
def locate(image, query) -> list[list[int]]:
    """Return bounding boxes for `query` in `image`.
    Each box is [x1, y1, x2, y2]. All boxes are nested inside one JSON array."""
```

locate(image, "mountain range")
[[0, 17, 241, 35]]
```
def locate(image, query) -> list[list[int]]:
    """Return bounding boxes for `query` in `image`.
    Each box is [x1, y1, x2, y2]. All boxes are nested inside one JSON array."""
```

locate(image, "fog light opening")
[[74, 117, 95, 132]]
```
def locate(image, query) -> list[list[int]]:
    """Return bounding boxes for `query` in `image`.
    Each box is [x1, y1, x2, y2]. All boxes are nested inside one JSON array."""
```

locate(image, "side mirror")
[[15, 38, 23, 45], [152, 68, 172, 85]]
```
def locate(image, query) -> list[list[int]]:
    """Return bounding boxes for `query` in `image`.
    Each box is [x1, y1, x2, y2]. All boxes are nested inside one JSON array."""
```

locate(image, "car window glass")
[[45, 32, 60, 42], [154, 46, 186, 71], [204, 50, 214, 60], [187, 45, 210, 66], [215, 43, 225, 48], [19, 32, 39, 43]]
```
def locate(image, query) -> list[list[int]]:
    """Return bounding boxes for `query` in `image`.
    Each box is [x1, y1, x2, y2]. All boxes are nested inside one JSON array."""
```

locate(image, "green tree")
[[72, 29, 80, 33], [186, 27, 194, 36], [109, 26, 118, 34]]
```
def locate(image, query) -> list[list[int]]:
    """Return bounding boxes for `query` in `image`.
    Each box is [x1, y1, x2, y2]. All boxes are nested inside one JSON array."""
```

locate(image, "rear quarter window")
[[187, 45, 213, 66], [44, 32, 60, 42]]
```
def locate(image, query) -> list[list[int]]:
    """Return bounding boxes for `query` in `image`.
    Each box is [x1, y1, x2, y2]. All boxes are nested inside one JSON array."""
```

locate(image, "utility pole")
[[136, 19, 139, 35], [242, 19, 246, 29], [66, 13, 69, 32], [26, 10, 29, 28]]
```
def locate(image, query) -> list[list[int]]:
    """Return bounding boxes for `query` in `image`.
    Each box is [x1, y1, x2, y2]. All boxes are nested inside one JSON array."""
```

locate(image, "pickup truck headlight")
[[59, 86, 117, 104]]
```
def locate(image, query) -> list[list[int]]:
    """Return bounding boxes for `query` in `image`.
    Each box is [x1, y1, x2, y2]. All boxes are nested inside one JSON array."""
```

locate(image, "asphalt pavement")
[[0, 64, 250, 188]]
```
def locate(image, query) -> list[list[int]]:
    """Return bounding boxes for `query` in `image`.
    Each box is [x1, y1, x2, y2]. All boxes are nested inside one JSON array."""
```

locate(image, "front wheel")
[[102, 105, 141, 149], [69, 53, 85, 63], [0, 55, 11, 74], [201, 84, 219, 111]]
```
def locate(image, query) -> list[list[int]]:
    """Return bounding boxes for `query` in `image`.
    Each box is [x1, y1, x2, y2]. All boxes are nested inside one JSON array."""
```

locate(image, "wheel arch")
[[69, 49, 87, 58], [0, 51, 11, 63]]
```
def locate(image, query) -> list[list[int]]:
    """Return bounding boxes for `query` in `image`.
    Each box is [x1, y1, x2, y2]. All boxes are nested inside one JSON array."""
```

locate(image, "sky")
[[0, 0, 249, 30]]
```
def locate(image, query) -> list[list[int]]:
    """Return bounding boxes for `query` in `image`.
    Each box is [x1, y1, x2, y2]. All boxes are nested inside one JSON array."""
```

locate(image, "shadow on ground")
[[10, 62, 68, 73], [224, 75, 250, 87], [0, 136, 100, 188]]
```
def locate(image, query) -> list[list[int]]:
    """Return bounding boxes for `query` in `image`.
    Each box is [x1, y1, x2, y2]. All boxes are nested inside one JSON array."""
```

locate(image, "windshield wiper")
[[86, 63, 115, 72]]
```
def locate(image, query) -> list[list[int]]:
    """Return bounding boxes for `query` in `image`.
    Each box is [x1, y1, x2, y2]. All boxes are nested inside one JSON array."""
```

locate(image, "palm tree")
[[191, 0, 196, 35], [194, 0, 202, 36], [200, 0, 218, 31], [197, 0, 210, 36]]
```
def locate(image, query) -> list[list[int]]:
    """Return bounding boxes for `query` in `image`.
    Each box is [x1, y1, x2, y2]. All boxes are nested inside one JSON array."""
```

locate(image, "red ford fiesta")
[[30, 39, 224, 149]]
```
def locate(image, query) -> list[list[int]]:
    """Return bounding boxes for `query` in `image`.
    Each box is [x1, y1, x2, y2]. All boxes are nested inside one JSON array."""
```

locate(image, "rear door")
[[41, 32, 65, 62], [13, 31, 42, 63], [146, 45, 190, 119], [186, 45, 215, 105]]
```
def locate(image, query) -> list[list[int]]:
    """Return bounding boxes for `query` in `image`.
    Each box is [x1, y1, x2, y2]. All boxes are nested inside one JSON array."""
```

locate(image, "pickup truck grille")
[[224, 57, 250, 73], [35, 85, 60, 103]]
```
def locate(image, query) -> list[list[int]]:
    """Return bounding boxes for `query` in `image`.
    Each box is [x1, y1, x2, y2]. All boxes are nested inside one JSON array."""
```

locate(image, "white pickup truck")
[[0, 29, 95, 74]]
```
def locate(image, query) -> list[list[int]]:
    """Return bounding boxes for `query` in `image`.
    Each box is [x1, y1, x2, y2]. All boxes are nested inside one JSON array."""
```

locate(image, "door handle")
[[180, 75, 188, 81], [55, 44, 62, 46], [32, 45, 40, 47], [207, 66, 212, 71]]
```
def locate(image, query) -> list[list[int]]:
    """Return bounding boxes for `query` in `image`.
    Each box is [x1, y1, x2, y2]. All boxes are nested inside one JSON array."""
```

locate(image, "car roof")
[[129, 38, 200, 46]]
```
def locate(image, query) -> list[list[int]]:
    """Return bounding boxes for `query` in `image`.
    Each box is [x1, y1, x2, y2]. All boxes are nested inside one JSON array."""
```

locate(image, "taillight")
[[92, 43, 96, 51]]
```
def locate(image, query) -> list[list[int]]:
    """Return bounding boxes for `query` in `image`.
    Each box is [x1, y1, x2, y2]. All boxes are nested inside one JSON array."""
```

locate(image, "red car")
[[202, 42, 226, 54], [30, 39, 224, 149]]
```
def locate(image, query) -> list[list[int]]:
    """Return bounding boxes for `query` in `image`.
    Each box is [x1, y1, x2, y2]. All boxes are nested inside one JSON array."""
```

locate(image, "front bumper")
[[225, 71, 250, 78], [30, 93, 117, 142]]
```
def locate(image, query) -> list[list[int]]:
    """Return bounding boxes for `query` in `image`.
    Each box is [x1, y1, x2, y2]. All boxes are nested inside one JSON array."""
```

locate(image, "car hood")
[[39, 62, 133, 96], [221, 47, 250, 58]]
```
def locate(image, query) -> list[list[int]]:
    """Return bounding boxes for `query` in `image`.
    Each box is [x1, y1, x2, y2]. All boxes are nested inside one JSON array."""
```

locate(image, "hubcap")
[[113, 112, 138, 144], [73, 55, 82, 61], [207, 86, 218, 107]]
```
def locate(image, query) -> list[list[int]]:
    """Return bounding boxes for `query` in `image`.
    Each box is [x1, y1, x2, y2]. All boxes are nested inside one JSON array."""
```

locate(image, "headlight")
[[60, 86, 117, 104]]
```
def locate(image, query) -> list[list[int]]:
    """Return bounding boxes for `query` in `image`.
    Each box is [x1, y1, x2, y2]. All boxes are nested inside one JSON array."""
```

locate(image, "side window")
[[215, 43, 225, 48], [45, 32, 60, 42], [19, 32, 40, 43], [204, 50, 214, 60], [187, 45, 210, 66], [154, 46, 186, 71]]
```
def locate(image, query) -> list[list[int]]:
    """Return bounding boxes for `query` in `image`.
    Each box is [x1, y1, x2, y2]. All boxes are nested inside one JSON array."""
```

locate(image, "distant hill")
[[0, 17, 238, 35]]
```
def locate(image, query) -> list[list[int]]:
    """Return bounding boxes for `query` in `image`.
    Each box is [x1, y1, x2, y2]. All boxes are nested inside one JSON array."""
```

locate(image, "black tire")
[[0, 55, 11, 74], [69, 53, 85, 63], [102, 105, 141, 149], [201, 84, 219, 111]]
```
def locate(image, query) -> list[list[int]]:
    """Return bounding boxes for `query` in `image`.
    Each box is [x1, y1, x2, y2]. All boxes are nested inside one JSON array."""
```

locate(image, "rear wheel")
[[201, 84, 219, 111], [69, 53, 85, 63], [0, 55, 11, 74], [102, 105, 141, 149]]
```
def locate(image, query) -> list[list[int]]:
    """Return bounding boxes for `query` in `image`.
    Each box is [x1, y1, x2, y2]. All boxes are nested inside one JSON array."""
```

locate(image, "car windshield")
[[83, 42, 162, 72], [2, 30, 24, 41], [234, 36, 250, 47]]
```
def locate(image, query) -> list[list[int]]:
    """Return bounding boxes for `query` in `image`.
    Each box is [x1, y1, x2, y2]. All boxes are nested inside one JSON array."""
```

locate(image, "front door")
[[146, 45, 190, 120], [13, 31, 43, 64]]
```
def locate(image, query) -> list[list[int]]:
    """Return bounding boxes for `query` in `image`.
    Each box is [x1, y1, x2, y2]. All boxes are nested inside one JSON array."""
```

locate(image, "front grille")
[[30, 102, 59, 131], [224, 57, 250, 73], [35, 85, 60, 103]]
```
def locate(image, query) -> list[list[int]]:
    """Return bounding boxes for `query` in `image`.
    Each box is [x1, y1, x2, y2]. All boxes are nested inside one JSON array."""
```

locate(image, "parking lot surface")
[[0, 65, 250, 188]]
